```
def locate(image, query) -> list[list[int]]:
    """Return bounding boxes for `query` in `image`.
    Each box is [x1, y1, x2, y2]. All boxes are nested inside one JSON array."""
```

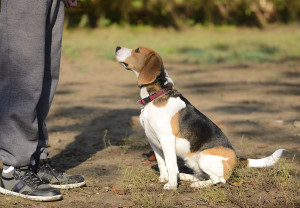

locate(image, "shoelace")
[[14, 167, 45, 187], [39, 159, 63, 178]]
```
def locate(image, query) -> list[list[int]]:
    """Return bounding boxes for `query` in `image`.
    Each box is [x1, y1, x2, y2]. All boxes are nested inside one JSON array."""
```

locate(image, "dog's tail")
[[238, 149, 285, 168]]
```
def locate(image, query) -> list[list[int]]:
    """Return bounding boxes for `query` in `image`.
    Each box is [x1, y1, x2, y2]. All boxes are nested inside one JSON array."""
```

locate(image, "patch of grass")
[[227, 158, 300, 207], [120, 158, 299, 207], [62, 45, 80, 60], [194, 185, 229, 206], [121, 166, 178, 208], [62, 25, 300, 65], [77, 64, 89, 74], [121, 136, 149, 150], [102, 129, 109, 149]]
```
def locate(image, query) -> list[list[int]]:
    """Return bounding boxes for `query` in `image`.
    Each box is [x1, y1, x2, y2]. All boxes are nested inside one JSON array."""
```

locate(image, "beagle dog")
[[115, 46, 284, 190]]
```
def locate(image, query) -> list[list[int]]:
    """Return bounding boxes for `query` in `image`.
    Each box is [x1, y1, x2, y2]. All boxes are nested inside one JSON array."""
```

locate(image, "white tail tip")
[[248, 149, 285, 168]]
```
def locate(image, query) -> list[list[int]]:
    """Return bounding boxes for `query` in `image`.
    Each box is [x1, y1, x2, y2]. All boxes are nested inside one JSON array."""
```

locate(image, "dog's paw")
[[163, 183, 177, 190], [191, 180, 214, 188], [159, 175, 168, 183], [159, 172, 168, 183]]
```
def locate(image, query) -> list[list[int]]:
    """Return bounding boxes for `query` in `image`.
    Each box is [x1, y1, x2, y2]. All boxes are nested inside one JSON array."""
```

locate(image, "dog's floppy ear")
[[138, 54, 163, 86]]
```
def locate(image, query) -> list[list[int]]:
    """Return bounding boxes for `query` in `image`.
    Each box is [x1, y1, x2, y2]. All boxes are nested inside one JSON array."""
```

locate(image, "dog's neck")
[[139, 69, 174, 99]]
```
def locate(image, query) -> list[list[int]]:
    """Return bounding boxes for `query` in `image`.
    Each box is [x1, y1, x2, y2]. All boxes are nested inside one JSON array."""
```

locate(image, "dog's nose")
[[116, 46, 121, 53]]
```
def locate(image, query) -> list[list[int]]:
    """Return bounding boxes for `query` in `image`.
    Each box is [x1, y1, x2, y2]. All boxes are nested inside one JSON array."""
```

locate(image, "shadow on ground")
[[47, 107, 140, 170]]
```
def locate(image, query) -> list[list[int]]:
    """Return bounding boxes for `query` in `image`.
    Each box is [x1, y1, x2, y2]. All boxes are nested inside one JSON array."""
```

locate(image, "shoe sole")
[[50, 181, 86, 189], [0, 187, 62, 202]]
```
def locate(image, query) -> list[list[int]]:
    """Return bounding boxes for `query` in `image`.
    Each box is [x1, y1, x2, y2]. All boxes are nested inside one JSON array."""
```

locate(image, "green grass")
[[121, 166, 178, 208], [120, 158, 300, 207], [62, 25, 300, 64]]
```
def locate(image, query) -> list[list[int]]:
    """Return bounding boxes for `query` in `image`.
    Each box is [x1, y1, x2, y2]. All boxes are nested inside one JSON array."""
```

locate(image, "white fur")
[[164, 69, 174, 87], [140, 87, 149, 99], [248, 149, 285, 168], [115, 47, 132, 65], [175, 138, 191, 158], [131, 69, 139, 77], [179, 173, 199, 182], [179, 152, 227, 188]]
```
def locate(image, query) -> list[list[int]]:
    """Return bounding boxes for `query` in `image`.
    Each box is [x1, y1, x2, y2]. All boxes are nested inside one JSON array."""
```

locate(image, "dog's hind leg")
[[190, 153, 227, 188], [191, 177, 225, 188], [180, 154, 210, 182], [179, 173, 199, 182]]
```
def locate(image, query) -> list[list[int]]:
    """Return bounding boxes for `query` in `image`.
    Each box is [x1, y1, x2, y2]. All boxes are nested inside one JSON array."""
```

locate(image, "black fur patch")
[[176, 95, 234, 153]]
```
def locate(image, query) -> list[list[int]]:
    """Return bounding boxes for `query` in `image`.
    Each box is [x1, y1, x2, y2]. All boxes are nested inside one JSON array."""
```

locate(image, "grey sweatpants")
[[0, 0, 65, 167]]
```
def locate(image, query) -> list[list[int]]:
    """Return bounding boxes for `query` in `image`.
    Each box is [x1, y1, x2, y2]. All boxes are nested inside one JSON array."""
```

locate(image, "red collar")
[[138, 90, 170, 105]]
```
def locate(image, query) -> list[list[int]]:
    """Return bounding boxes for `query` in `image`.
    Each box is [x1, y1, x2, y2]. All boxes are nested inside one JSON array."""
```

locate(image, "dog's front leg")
[[148, 140, 169, 183], [160, 135, 178, 190]]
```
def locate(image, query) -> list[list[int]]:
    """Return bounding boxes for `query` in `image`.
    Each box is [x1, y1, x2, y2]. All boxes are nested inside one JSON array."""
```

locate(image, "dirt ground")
[[0, 52, 299, 207]]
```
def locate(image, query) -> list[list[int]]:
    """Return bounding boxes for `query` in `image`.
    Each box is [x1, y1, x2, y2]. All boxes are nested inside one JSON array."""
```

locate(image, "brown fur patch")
[[202, 147, 237, 180], [153, 98, 169, 107], [171, 112, 184, 137], [171, 112, 180, 136]]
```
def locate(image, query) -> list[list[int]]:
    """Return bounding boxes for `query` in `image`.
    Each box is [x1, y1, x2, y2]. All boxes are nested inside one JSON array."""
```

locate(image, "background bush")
[[66, 0, 300, 28]]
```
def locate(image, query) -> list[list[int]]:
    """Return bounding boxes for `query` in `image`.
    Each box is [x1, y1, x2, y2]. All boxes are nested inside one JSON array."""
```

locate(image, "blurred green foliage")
[[66, 0, 300, 28]]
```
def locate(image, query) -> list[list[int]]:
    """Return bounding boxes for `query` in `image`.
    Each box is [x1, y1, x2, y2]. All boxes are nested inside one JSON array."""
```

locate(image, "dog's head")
[[115, 46, 165, 87]]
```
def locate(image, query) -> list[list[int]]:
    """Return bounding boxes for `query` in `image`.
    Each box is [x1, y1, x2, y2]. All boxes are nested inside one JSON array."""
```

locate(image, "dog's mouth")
[[120, 62, 129, 68]]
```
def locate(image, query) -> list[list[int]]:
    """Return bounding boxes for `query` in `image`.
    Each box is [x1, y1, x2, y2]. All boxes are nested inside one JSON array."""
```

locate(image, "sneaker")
[[0, 165, 62, 201], [35, 159, 85, 189]]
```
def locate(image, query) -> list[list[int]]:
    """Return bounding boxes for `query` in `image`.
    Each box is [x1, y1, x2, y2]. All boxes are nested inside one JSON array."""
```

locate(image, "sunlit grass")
[[121, 166, 178, 208], [120, 157, 299, 207], [62, 25, 300, 64]]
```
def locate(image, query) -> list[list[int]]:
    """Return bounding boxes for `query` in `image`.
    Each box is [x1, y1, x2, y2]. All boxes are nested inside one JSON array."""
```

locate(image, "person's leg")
[[33, 0, 86, 189], [0, 0, 51, 167], [35, 0, 65, 161], [0, 0, 62, 201]]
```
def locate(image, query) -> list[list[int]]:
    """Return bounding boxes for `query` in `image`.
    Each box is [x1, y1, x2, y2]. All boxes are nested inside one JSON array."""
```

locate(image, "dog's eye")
[[135, 48, 140, 53]]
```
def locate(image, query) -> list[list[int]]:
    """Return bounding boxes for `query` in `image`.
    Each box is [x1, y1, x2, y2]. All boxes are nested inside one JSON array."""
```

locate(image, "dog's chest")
[[139, 97, 187, 150], [139, 105, 163, 148]]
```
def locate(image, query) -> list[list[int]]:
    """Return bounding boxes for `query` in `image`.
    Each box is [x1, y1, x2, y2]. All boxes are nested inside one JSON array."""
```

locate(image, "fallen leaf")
[[241, 100, 249, 104], [231, 182, 239, 186], [145, 160, 151, 166], [231, 179, 243, 186], [111, 187, 125, 195], [257, 144, 269, 148], [149, 154, 156, 161], [112, 150, 121, 155]]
